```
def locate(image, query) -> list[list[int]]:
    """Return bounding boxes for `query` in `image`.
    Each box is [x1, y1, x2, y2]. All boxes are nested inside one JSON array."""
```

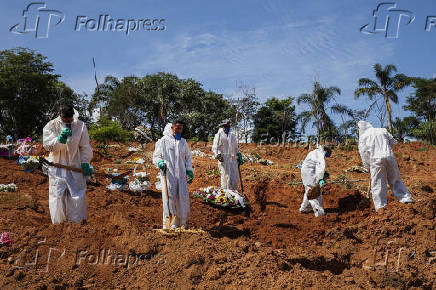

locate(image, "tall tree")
[[392, 116, 420, 142], [181, 91, 234, 141], [403, 77, 436, 144], [137, 72, 182, 134], [90, 72, 235, 141], [90, 75, 143, 130], [252, 97, 297, 144], [0, 48, 85, 139], [233, 94, 259, 143], [355, 64, 411, 131], [297, 81, 341, 142]]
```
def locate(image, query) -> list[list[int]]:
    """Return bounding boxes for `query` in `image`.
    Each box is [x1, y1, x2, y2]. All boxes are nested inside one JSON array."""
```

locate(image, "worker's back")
[[302, 148, 323, 169], [359, 127, 396, 160]]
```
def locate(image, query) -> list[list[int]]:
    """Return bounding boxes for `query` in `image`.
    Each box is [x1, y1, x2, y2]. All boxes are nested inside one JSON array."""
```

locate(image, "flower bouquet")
[[0, 144, 13, 157], [17, 156, 40, 172], [0, 145, 9, 153], [0, 184, 17, 192], [129, 172, 151, 192], [193, 186, 248, 209], [106, 169, 129, 191], [155, 174, 162, 190], [242, 153, 274, 165]]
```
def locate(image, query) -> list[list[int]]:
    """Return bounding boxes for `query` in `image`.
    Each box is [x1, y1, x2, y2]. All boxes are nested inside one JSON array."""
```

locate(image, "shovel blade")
[[165, 215, 178, 229]]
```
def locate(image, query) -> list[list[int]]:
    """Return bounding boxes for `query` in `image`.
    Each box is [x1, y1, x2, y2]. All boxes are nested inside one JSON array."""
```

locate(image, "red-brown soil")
[[0, 142, 435, 289]]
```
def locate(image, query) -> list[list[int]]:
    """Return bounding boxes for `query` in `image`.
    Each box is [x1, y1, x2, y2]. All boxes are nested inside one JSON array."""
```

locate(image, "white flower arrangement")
[[0, 184, 17, 192], [133, 172, 149, 182], [193, 186, 248, 209], [19, 156, 40, 171], [192, 150, 207, 158], [129, 172, 151, 192], [242, 153, 274, 166], [125, 158, 146, 164]]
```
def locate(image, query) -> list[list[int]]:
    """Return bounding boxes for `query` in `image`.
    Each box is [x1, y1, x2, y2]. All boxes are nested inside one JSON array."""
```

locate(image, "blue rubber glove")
[[81, 163, 94, 176], [158, 159, 166, 171], [57, 128, 72, 144], [186, 170, 194, 184], [237, 152, 244, 165]]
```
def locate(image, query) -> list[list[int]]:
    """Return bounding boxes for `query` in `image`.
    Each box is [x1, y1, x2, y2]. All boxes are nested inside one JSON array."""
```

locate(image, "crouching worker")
[[153, 120, 193, 229], [43, 104, 93, 224], [299, 145, 332, 217], [358, 121, 413, 213]]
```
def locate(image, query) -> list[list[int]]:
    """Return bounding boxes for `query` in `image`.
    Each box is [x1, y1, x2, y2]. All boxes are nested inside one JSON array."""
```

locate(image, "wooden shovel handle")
[[238, 164, 244, 195], [40, 157, 129, 178]]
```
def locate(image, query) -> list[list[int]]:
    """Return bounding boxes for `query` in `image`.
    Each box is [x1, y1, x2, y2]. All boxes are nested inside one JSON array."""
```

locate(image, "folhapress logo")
[[10, 2, 166, 39], [9, 2, 65, 39], [360, 2, 415, 39]]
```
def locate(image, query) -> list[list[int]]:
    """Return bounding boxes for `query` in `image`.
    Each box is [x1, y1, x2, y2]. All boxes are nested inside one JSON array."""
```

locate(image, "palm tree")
[[354, 64, 411, 131], [298, 81, 341, 142]]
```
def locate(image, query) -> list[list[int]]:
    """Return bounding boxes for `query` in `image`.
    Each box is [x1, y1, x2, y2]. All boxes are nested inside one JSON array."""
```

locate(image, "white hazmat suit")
[[212, 128, 240, 190], [299, 145, 326, 217], [43, 111, 93, 224], [358, 121, 413, 211], [153, 123, 193, 229]]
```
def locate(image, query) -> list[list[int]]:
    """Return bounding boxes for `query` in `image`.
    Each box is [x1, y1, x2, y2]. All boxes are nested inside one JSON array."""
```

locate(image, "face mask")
[[174, 133, 182, 140], [224, 127, 230, 134]]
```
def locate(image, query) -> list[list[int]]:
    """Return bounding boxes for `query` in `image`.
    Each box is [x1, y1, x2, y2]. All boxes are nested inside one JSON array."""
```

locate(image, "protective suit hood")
[[163, 123, 173, 137], [316, 144, 326, 153], [55, 109, 80, 123], [358, 121, 373, 137]]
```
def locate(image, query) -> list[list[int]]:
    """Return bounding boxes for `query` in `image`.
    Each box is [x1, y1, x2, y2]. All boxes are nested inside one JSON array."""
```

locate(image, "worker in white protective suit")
[[43, 104, 93, 224], [358, 121, 413, 212], [153, 120, 193, 229], [299, 144, 332, 217], [212, 119, 244, 191]]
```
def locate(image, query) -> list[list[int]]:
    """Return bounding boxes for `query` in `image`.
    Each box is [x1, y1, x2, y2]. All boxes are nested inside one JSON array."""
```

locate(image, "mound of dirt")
[[0, 142, 435, 288]]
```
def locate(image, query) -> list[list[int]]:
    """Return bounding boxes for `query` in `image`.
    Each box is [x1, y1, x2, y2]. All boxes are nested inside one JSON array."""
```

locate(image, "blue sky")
[[1, 0, 436, 132]]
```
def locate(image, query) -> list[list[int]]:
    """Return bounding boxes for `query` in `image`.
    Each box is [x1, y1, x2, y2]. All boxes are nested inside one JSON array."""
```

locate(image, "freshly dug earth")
[[0, 142, 435, 288]]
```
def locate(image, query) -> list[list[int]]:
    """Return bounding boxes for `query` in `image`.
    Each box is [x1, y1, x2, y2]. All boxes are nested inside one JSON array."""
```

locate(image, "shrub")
[[89, 117, 133, 143]]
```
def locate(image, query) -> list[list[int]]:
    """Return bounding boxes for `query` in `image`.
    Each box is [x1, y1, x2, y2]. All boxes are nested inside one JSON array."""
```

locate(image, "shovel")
[[162, 167, 177, 229], [238, 164, 244, 196], [366, 180, 371, 199], [39, 157, 129, 179]]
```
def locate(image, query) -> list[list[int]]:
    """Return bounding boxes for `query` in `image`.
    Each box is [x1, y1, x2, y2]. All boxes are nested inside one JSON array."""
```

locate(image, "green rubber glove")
[[237, 152, 244, 165], [158, 159, 166, 171], [81, 163, 94, 176], [318, 179, 326, 187], [186, 170, 194, 184], [57, 128, 72, 144]]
